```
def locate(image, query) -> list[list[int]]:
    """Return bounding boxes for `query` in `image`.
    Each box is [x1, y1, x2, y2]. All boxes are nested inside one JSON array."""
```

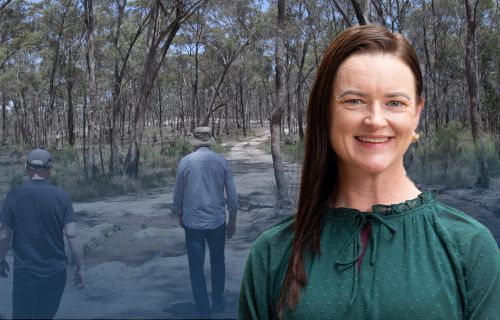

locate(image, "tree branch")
[[0, 0, 13, 13], [350, 0, 367, 25], [332, 0, 352, 27]]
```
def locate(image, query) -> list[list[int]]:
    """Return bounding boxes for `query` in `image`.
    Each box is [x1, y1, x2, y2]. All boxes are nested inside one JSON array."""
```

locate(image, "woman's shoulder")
[[432, 200, 493, 234], [248, 216, 295, 263], [252, 216, 295, 248], [430, 200, 498, 254]]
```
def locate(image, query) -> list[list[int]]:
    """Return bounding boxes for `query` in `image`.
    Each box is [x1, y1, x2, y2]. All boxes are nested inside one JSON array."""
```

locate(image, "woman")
[[238, 25, 499, 319]]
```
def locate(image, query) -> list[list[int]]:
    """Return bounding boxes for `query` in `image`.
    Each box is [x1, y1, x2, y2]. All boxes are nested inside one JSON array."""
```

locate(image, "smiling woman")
[[330, 53, 423, 186], [238, 25, 500, 320]]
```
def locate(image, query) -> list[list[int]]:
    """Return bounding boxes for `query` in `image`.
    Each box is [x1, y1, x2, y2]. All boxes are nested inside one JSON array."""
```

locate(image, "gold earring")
[[411, 132, 420, 143]]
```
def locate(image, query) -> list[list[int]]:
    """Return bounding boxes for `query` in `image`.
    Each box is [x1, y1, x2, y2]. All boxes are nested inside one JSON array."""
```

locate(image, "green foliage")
[[49, 147, 79, 166], [407, 122, 500, 189], [212, 141, 230, 155], [282, 140, 304, 164], [160, 140, 192, 160], [482, 135, 500, 175], [0, 144, 25, 161], [0, 140, 192, 203], [8, 172, 24, 190]]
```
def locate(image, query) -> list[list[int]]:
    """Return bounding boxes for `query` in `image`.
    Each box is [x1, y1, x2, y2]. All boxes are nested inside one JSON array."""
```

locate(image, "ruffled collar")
[[325, 190, 436, 305], [326, 190, 436, 218]]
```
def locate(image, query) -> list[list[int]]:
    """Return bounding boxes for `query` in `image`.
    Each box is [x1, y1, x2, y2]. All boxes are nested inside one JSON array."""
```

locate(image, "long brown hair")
[[277, 24, 424, 316]]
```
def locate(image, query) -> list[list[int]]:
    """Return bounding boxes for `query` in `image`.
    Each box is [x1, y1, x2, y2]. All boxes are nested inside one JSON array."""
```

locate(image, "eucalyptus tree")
[[125, 0, 209, 178], [285, 0, 332, 141], [464, 0, 489, 188], [0, 0, 33, 144], [108, 0, 149, 176], [82, 0, 99, 179], [198, 1, 257, 127], [0, 0, 30, 71], [272, 0, 290, 207], [36, 0, 84, 147], [410, 0, 466, 133], [477, 4, 499, 158]]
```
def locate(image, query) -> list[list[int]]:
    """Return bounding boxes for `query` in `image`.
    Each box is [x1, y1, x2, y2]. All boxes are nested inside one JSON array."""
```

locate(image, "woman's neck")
[[330, 164, 421, 212]]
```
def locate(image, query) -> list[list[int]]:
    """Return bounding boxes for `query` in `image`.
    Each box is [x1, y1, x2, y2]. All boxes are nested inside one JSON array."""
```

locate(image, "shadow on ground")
[[162, 291, 239, 319]]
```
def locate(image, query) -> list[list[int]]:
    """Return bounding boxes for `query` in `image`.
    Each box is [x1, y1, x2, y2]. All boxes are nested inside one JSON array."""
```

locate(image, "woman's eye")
[[387, 100, 404, 107], [345, 99, 364, 105]]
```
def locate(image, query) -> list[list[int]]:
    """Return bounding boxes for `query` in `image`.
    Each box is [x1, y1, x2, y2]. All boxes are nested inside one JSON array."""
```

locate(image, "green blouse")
[[238, 191, 500, 319]]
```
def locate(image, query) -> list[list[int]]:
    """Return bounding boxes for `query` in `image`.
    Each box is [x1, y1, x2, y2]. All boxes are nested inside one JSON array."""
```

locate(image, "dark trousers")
[[12, 270, 67, 320], [185, 223, 226, 318]]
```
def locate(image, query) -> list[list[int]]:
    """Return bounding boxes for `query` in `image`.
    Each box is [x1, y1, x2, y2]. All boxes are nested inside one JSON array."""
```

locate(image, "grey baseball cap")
[[26, 148, 52, 169]]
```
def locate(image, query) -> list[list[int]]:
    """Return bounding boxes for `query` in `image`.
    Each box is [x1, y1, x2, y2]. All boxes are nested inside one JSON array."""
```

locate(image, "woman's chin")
[[355, 161, 393, 176]]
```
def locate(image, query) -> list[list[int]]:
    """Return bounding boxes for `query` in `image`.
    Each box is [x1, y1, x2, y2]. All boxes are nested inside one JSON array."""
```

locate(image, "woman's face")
[[329, 53, 424, 175]]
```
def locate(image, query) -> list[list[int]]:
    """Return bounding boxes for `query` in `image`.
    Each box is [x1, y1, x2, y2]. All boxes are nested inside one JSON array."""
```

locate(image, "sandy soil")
[[0, 126, 498, 319]]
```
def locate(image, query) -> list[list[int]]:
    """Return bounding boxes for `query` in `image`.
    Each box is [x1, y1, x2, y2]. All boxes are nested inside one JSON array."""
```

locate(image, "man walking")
[[173, 127, 239, 319], [0, 148, 84, 319]]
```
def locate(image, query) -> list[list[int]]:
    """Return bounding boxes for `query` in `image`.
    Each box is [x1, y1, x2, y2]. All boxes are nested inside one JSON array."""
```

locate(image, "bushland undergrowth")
[[1, 139, 229, 203], [281, 122, 500, 190]]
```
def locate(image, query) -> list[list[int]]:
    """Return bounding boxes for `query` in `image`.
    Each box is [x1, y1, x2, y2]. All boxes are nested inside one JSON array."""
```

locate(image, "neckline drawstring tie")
[[334, 213, 396, 305]]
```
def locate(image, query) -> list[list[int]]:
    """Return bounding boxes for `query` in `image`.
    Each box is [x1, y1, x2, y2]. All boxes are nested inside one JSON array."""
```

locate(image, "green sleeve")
[[238, 235, 274, 320], [464, 227, 500, 319]]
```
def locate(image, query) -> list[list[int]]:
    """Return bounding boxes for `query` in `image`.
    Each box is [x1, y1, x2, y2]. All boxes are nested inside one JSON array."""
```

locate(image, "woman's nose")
[[362, 103, 388, 129]]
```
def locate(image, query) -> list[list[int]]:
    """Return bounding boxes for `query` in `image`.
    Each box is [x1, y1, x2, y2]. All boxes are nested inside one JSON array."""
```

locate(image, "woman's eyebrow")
[[384, 92, 411, 100], [336, 90, 367, 99]]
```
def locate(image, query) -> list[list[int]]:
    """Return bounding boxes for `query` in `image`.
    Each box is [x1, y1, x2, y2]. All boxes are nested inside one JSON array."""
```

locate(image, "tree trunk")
[[258, 89, 264, 127], [239, 76, 247, 137], [296, 32, 309, 141], [271, 0, 290, 208], [48, 8, 67, 145], [67, 79, 75, 146], [1, 93, 6, 144], [157, 82, 164, 149], [109, 0, 127, 176], [350, 0, 368, 25], [191, 23, 201, 130], [82, 85, 87, 168], [464, 0, 489, 188], [216, 108, 222, 136], [286, 50, 291, 138], [84, 0, 98, 180]]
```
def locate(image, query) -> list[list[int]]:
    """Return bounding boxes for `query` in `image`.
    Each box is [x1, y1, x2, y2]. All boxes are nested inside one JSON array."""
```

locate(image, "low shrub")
[[282, 140, 304, 163], [0, 140, 196, 202], [406, 122, 500, 189], [8, 172, 24, 190]]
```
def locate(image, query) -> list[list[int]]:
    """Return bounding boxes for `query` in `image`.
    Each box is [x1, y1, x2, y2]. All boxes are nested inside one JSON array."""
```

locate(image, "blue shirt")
[[0, 179, 76, 277], [173, 147, 239, 229]]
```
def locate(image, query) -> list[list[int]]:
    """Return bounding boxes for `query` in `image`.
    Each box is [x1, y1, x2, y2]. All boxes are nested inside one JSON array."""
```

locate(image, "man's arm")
[[0, 224, 12, 278], [173, 162, 185, 228], [224, 163, 240, 213], [226, 210, 237, 239], [65, 222, 84, 288], [224, 161, 239, 239], [175, 208, 184, 228]]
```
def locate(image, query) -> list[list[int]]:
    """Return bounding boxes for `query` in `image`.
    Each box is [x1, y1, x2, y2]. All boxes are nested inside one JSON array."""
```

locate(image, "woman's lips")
[[355, 136, 393, 143]]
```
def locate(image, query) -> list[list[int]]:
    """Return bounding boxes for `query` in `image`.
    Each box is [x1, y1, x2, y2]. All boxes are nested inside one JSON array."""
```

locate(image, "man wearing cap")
[[173, 127, 239, 318], [0, 148, 84, 319]]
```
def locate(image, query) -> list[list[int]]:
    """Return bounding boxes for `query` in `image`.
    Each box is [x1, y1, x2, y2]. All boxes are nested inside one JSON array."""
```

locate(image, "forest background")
[[0, 0, 498, 204]]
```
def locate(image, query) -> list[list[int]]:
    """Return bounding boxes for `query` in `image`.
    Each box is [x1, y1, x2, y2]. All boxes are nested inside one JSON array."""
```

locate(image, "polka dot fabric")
[[238, 191, 500, 319]]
